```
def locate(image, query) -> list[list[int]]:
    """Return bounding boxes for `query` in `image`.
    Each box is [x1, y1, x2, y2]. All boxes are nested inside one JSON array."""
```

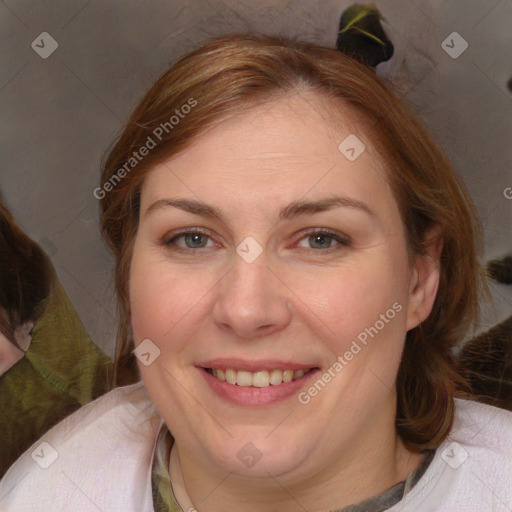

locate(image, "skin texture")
[[0, 332, 24, 376], [0, 321, 32, 376], [129, 92, 442, 512]]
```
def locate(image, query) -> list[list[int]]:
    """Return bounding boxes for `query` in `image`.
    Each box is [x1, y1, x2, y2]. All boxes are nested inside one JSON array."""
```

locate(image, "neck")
[[171, 397, 424, 512]]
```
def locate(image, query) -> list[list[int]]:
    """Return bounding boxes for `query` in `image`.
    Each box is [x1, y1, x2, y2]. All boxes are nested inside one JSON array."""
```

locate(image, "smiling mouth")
[[204, 368, 316, 387]]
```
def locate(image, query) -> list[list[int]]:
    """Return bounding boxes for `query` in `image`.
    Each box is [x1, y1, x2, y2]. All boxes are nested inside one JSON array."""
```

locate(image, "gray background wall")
[[1, 0, 511, 358]]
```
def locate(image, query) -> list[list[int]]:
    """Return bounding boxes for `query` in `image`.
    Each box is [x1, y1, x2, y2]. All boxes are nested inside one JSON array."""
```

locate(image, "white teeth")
[[282, 370, 293, 383], [253, 371, 270, 388], [225, 369, 236, 385], [236, 370, 253, 387], [269, 369, 283, 385], [210, 368, 312, 387]]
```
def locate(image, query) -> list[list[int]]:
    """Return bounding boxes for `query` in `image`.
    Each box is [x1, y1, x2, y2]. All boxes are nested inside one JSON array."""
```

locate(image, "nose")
[[212, 251, 293, 340]]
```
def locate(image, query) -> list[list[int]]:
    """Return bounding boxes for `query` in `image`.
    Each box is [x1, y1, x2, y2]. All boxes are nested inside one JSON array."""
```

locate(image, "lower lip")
[[198, 367, 320, 406]]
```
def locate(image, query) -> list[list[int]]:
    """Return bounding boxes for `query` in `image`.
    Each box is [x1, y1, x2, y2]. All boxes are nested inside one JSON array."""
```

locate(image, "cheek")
[[308, 257, 408, 344], [314, 269, 409, 404], [129, 242, 170, 342], [128, 247, 209, 345]]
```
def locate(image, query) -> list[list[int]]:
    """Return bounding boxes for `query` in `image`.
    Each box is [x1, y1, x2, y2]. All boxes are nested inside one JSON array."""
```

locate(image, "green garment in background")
[[0, 268, 113, 477]]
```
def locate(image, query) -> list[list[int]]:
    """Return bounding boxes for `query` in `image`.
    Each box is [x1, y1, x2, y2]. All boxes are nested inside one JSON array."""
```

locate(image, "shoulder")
[[27, 274, 113, 404], [0, 382, 162, 512], [390, 399, 512, 511], [451, 397, 512, 452]]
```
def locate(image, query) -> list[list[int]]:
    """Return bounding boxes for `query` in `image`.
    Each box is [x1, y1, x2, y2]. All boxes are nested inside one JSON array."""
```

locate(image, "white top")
[[0, 382, 511, 511]]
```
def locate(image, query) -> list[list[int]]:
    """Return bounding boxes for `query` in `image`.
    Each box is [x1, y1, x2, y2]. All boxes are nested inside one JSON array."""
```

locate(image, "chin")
[[203, 431, 310, 478]]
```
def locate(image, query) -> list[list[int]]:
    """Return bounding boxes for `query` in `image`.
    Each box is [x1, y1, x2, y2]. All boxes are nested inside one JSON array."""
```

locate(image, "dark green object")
[[0, 268, 113, 477], [336, 3, 394, 68]]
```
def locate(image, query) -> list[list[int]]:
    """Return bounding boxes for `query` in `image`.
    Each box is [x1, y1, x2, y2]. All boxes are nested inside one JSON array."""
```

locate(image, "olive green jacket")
[[0, 272, 113, 477]]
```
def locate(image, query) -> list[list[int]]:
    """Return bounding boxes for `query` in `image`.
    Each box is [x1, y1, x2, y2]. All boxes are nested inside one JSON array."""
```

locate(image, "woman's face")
[[129, 93, 438, 481]]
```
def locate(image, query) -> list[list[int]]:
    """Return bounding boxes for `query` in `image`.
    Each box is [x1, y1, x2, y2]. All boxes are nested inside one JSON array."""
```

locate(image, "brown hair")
[[0, 198, 52, 348], [99, 34, 487, 451]]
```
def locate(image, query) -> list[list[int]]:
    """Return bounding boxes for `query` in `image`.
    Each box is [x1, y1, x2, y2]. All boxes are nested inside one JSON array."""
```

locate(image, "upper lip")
[[197, 358, 318, 372]]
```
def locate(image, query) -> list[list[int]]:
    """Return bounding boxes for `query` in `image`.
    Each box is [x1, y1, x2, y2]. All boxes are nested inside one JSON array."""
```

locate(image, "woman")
[[1, 34, 510, 511]]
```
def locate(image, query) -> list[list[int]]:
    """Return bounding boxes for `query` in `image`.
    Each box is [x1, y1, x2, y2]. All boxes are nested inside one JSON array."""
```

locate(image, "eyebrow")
[[145, 195, 376, 223]]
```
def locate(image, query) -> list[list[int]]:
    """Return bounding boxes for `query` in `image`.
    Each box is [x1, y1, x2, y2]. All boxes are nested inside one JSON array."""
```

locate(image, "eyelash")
[[161, 227, 351, 255]]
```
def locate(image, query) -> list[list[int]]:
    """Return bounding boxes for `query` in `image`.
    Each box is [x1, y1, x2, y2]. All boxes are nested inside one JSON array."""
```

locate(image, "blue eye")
[[163, 229, 214, 251], [296, 228, 350, 252], [161, 228, 350, 254]]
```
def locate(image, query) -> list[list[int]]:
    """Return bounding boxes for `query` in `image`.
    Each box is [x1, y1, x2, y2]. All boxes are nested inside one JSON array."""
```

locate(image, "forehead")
[[140, 92, 397, 224]]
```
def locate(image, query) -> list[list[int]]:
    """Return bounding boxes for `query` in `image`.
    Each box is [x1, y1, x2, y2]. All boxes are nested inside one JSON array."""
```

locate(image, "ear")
[[406, 224, 443, 331]]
